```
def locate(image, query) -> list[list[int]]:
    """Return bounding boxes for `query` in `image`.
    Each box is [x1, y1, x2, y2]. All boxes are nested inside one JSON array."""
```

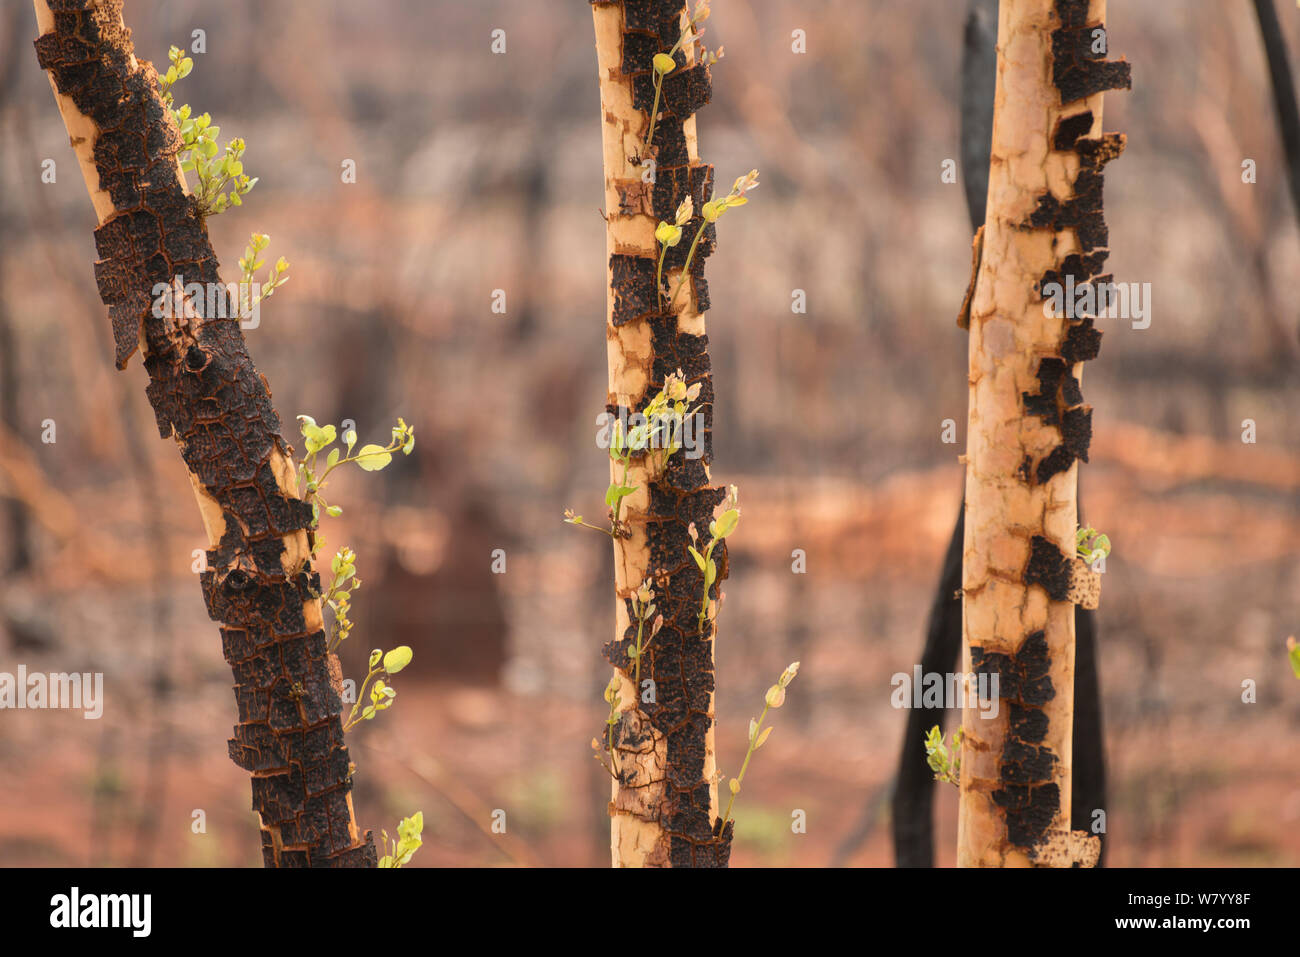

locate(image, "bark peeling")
[[33, 0, 374, 867]]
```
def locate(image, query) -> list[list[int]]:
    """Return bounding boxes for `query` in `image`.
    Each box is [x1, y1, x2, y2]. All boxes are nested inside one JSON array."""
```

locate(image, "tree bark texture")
[[957, 0, 1127, 867], [591, 0, 731, 867], [33, 0, 375, 867]]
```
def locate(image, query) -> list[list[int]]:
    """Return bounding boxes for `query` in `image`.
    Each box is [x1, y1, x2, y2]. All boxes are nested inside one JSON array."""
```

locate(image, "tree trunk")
[[591, 0, 731, 867], [33, 0, 374, 867], [1253, 0, 1300, 228], [957, 0, 1127, 867]]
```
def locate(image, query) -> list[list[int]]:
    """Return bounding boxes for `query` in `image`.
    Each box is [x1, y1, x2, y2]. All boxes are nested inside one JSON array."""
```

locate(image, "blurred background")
[[1, 0, 1299, 867]]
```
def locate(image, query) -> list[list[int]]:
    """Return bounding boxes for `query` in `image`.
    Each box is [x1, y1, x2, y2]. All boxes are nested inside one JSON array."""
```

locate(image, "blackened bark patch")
[[1023, 359, 1064, 426], [610, 254, 659, 327], [1024, 536, 1070, 602], [1051, 0, 1131, 104], [620, 0, 680, 36], [1023, 165, 1108, 253], [1052, 110, 1094, 150], [972, 630, 1055, 708], [1021, 119, 1124, 487], [1017, 455, 1033, 483], [1036, 445, 1075, 484], [651, 113, 691, 167], [1039, 251, 1109, 294], [1061, 317, 1101, 364], [652, 164, 712, 223], [661, 63, 712, 118], [973, 631, 1059, 850], [1060, 406, 1092, 462], [994, 781, 1061, 848], [36, 0, 373, 868], [620, 30, 665, 76]]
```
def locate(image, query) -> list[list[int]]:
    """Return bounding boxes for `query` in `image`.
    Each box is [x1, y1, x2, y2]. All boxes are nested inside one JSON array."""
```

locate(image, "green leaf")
[[326, 505, 342, 517], [605, 483, 637, 506], [383, 645, 413, 674], [302, 422, 336, 455], [398, 811, 423, 842], [355, 444, 393, 471], [688, 546, 706, 571], [368, 649, 382, 669], [1290, 643, 1300, 679], [713, 508, 740, 540], [326, 447, 340, 469]]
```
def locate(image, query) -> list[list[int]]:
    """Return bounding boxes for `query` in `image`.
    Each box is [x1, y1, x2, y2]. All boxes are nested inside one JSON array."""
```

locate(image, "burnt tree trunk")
[[33, 0, 374, 867], [956, 0, 1127, 867], [592, 0, 731, 867], [891, 0, 1107, 869]]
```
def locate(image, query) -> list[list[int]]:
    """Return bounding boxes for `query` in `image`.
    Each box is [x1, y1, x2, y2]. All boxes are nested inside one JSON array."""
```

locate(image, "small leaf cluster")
[[659, 169, 760, 309], [642, 1, 724, 151], [592, 674, 625, 779], [719, 661, 799, 831], [564, 370, 701, 538], [296, 415, 416, 534], [237, 233, 290, 316], [924, 724, 964, 787], [377, 811, 424, 868], [628, 579, 664, 688], [688, 484, 740, 635], [344, 645, 413, 732], [157, 44, 257, 218], [654, 195, 694, 306], [322, 547, 360, 653], [1076, 526, 1112, 568]]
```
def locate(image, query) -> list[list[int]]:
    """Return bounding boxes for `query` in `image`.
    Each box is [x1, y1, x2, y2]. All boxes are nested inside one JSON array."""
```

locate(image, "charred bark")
[[33, 0, 374, 867]]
